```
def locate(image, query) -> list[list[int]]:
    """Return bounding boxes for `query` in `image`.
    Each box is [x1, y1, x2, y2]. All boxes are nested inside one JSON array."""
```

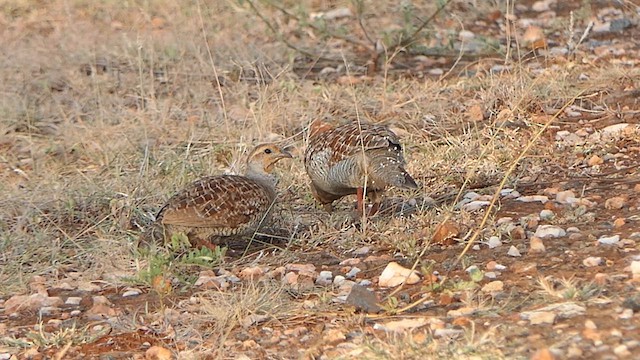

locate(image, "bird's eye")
[[264, 148, 273, 154]]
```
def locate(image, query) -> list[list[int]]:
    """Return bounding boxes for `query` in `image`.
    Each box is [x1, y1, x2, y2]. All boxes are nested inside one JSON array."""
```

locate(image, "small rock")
[[534, 225, 566, 238], [65, 297, 82, 306], [605, 196, 627, 210], [620, 308, 634, 319], [622, 295, 640, 312], [516, 195, 548, 203], [598, 235, 620, 245], [613, 344, 631, 357], [285, 263, 317, 276], [613, 218, 626, 228], [531, 348, 556, 360], [529, 237, 546, 253], [583, 257, 602, 267], [77, 281, 102, 292], [315, 271, 333, 286], [4, 294, 64, 314], [485, 271, 498, 279], [587, 155, 604, 166], [378, 262, 421, 287], [555, 190, 576, 204], [433, 328, 464, 338], [145, 345, 174, 360], [487, 236, 502, 249], [594, 273, 610, 285], [532, 0, 551, 12], [122, 288, 142, 297], [507, 246, 521, 257], [353, 246, 370, 255], [462, 200, 490, 211], [526, 311, 556, 325], [85, 303, 118, 320], [345, 267, 361, 279], [239, 266, 265, 280], [283, 272, 299, 285], [481, 281, 504, 293], [333, 275, 346, 285], [374, 317, 429, 332], [340, 258, 362, 266], [447, 306, 476, 317], [539, 209, 554, 220], [322, 329, 346, 345]]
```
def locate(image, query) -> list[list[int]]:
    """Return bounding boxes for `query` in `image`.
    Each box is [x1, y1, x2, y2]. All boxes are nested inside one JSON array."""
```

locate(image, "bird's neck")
[[245, 165, 278, 189]]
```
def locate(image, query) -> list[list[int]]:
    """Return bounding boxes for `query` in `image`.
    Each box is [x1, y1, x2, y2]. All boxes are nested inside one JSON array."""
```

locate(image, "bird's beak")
[[279, 150, 293, 159]]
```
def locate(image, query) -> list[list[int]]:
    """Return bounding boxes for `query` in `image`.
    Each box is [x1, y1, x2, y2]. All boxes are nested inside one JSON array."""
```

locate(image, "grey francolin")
[[304, 121, 418, 216], [156, 143, 292, 246]]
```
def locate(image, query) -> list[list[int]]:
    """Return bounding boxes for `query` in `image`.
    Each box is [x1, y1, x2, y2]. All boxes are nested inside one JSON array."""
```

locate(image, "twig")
[[393, 0, 456, 51], [247, 0, 341, 62]]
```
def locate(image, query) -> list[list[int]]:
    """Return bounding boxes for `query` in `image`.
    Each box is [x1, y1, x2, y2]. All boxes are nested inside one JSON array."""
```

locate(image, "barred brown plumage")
[[304, 121, 418, 216], [156, 143, 292, 247]]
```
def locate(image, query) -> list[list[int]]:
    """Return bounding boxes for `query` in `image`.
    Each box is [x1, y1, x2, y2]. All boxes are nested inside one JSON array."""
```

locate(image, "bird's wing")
[[157, 175, 272, 228]]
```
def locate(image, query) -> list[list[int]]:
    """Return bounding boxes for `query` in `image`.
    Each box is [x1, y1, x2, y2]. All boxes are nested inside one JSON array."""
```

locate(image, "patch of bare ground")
[[1, 0, 640, 359]]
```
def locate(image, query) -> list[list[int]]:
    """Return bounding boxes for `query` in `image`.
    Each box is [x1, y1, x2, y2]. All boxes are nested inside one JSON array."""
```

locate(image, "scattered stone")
[[529, 237, 546, 253], [534, 225, 566, 238], [613, 218, 626, 228], [333, 275, 346, 286], [322, 329, 346, 345], [285, 263, 317, 275], [241, 314, 270, 328], [194, 272, 229, 290], [485, 272, 498, 279], [521, 302, 586, 320], [77, 281, 102, 292], [122, 288, 142, 297], [566, 227, 580, 233], [70, 310, 81, 317], [487, 236, 502, 249], [447, 306, 476, 317], [539, 209, 554, 220], [378, 262, 421, 287], [527, 311, 556, 325], [583, 257, 603, 267], [345, 267, 361, 279], [315, 271, 333, 286], [587, 155, 604, 166], [481, 281, 504, 293], [85, 303, 118, 320], [432, 220, 460, 245], [507, 246, 521, 257], [462, 200, 490, 211], [65, 297, 82, 306], [531, 348, 556, 360], [631, 261, 640, 278], [374, 317, 429, 332], [239, 266, 265, 280], [620, 308, 634, 319], [434, 328, 464, 338], [516, 195, 548, 203], [466, 265, 484, 282], [340, 258, 361, 266], [605, 196, 627, 210], [353, 246, 370, 255], [145, 345, 174, 360], [613, 344, 631, 357], [283, 272, 299, 285], [597, 235, 620, 245], [555, 190, 576, 204], [4, 294, 64, 314]]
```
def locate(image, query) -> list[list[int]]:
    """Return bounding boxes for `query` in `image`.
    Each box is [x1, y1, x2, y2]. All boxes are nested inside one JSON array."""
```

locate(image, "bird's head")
[[246, 143, 293, 173]]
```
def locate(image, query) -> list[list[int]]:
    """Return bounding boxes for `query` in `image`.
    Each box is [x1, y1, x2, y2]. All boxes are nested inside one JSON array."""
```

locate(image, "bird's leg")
[[323, 203, 334, 213], [367, 191, 381, 216], [356, 187, 365, 215]]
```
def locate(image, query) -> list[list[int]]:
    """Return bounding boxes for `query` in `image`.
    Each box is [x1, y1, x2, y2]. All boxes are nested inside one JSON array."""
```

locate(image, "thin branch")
[[246, 0, 335, 61], [393, 0, 456, 50]]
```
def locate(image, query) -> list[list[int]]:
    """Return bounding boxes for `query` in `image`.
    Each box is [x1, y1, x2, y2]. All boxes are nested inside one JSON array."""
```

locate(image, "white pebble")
[[597, 235, 620, 245], [507, 246, 522, 257], [487, 236, 502, 249], [539, 209, 554, 220]]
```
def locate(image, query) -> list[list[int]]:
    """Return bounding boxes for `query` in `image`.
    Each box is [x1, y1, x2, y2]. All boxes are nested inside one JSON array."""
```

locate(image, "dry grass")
[[1, 0, 636, 358]]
